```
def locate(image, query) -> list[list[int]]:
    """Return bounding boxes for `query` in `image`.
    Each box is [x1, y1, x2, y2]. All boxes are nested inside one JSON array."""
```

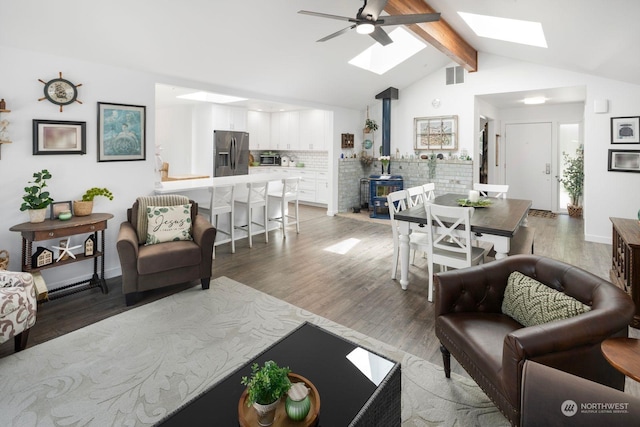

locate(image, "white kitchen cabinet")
[[247, 111, 271, 150], [315, 171, 329, 204], [212, 105, 247, 131]]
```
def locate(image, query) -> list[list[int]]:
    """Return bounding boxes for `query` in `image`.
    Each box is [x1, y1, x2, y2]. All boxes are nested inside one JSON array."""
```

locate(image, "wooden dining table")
[[394, 193, 532, 290]]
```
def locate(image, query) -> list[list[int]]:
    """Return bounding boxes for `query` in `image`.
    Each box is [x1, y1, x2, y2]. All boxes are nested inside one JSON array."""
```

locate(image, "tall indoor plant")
[[20, 169, 53, 223], [241, 360, 291, 426], [559, 146, 584, 217]]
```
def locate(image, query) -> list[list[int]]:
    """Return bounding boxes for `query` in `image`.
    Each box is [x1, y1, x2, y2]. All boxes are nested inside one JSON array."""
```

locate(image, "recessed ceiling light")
[[523, 97, 547, 105], [349, 27, 426, 75], [177, 92, 247, 104], [458, 12, 548, 48]]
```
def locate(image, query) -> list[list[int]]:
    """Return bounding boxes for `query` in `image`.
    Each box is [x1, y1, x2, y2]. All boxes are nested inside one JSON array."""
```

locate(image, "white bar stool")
[[268, 177, 300, 237], [234, 181, 269, 248], [209, 184, 235, 257]]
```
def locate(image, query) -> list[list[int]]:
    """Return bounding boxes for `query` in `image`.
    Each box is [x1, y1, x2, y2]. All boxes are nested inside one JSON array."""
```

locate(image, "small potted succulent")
[[74, 187, 113, 217], [241, 360, 291, 426], [20, 169, 54, 223]]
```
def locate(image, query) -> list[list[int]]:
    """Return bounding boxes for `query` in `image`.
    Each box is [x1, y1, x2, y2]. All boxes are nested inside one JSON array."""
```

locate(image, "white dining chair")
[[406, 186, 427, 208], [425, 203, 486, 302], [473, 183, 509, 199], [209, 184, 235, 256], [235, 181, 269, 248], [268, 177, 301, 237], [387, 190, 431, 280], [422, 183, 436, 202]]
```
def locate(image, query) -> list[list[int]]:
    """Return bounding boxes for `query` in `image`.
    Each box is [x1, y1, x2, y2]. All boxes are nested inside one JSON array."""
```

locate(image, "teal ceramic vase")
[[285, 382, 311, 421]]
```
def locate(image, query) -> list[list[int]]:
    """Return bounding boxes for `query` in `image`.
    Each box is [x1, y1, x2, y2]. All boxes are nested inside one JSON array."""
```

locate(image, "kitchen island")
[[154, 172, 298, 249]]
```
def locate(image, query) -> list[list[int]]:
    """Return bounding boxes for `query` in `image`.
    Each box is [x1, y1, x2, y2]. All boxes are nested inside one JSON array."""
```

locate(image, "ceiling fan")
[[298, 0, 440, 46]]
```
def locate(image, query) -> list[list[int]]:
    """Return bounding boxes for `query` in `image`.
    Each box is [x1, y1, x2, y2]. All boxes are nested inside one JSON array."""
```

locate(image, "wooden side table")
[[601, 337, 640, 382], [9, 213, 113, 300]]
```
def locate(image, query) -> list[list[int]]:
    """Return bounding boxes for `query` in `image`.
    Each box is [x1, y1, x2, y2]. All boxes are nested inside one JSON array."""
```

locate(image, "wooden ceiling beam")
[[385, 0, 478, 72]]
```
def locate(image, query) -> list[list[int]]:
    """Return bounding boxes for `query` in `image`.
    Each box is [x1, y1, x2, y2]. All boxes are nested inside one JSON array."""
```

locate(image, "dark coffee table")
[[159, 322, 401, 426]]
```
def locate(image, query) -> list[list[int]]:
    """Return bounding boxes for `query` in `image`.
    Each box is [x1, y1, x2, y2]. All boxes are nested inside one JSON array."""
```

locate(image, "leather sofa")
[[434, 255, 635, 426], [117, 196, 216, 306], [521, 360, 640, 426]]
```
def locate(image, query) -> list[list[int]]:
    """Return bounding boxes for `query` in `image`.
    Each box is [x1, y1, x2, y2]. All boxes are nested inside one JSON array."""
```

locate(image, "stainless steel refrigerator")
[[214, 130, 249, 177]]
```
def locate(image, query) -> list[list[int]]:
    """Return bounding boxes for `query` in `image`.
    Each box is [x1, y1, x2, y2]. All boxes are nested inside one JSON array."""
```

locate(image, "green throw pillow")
[[501, 271, 591, 327], [145, 204, 193, 245]]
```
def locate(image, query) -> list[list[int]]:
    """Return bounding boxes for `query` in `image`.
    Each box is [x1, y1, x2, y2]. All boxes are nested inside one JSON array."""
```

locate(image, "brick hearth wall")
[[338, 158, 473, 212]]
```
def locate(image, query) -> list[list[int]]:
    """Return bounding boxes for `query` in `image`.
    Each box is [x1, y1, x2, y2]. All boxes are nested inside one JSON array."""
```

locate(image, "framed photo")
[[50, 201, 72, 219], [608, 149, 640, 173], [611, 117, 640, 143], [414, 115, 458, 150], [97, 102, 146, 162], [33, 120, 86, 155]]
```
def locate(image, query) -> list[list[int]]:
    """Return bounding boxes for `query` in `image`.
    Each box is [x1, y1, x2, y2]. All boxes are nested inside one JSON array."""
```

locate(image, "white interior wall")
[[0, 46, 157, 288]]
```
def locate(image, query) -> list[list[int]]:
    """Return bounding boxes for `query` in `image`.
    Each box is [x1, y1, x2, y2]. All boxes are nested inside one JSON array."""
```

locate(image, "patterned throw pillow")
[[145, 204, 193, 245], [501, 271, 591, 327]]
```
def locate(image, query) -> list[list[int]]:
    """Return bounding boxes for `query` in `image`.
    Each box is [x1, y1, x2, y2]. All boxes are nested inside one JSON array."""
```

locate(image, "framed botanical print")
[[97, 102, 146, 162], [414, 115, 458, 150]]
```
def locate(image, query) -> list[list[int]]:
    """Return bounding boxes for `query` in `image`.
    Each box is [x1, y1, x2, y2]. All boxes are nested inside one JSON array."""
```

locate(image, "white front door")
[[505, 122, 553, 210]]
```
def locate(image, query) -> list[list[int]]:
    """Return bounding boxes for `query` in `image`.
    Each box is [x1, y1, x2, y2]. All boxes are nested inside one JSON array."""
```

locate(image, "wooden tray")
[[238, 373, 320, 427]]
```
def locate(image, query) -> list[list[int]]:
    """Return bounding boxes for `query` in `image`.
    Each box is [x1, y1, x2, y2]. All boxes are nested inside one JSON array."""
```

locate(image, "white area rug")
[[0, 277, 507, 426]]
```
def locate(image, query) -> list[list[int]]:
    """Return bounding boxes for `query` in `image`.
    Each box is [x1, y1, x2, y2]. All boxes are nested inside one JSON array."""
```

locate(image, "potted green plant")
[[74, 187, 114, 217], [241, 360, 291, 426], [364, 118, 378, 134], [20, 169, 53, 223], [559, 146, 584, 217]]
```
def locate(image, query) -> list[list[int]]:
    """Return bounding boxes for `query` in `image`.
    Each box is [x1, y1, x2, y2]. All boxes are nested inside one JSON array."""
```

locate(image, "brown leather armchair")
[[435, 255, 635, 426], [116, 195, 216, 306], [521, 360, 640, 426]]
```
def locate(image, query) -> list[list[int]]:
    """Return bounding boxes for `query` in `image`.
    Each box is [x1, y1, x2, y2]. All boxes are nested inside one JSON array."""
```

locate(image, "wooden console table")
[[9, 213, 113, 300], [610, 217, 640, 328]]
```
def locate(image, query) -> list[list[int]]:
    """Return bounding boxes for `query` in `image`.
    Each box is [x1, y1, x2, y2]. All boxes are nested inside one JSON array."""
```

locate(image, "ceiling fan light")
[[356, 23, 375, 35]]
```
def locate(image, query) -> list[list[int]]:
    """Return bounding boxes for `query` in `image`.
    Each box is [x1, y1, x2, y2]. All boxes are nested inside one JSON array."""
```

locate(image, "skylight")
[[177, 92, 247, 104], [458, 12, 547, 48], [348, 27, 426, 75]]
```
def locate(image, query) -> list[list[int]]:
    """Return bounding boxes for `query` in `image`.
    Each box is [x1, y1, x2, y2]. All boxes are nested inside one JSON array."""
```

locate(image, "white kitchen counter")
[[154, 172, 296, 194]]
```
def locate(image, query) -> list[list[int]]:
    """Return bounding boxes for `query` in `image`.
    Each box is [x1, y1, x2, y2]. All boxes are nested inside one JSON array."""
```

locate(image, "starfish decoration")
[[51, 237, 82, 262]]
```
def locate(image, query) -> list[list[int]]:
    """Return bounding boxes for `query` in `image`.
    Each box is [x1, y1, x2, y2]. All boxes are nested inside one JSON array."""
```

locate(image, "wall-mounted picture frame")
[[414, 115, 458, 150], [33, 119, 86, 155], [611, 117, 640, 143], [608, 149, 640, 173], [97, 102, 146, 162], [50, 201, 72, 220]]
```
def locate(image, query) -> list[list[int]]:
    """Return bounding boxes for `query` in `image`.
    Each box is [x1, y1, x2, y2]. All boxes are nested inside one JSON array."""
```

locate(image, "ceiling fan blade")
[[369, 27, 393, 46], [317, 25, 357, 42], [298, 10, 357, 23], [376, 13, 441, 26], [359, 0, 389, 21]]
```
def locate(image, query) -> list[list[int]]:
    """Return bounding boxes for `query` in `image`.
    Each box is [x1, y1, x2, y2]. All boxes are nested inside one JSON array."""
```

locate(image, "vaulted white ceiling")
[[1, 0, 638, 110]]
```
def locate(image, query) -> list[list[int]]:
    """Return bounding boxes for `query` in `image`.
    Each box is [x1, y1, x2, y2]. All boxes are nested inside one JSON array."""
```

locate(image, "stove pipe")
[[375, 87, 399, 157]]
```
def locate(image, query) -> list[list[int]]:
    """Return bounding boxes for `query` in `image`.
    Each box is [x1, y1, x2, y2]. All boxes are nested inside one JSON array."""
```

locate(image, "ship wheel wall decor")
[[38, 72, 83, 112]]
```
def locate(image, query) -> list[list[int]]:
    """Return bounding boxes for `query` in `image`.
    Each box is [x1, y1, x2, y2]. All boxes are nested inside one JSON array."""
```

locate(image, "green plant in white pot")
[[241, 360, 291, 426], [559, 146, 584, 217], [20, 169, 53, 223]]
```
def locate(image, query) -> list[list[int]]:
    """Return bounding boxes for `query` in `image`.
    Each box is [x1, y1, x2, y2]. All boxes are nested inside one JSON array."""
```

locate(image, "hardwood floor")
[[2, 205, 638, 397]]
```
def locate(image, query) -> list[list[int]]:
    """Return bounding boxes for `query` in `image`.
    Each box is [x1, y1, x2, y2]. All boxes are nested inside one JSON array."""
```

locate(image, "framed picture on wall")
[[611, 117, 640, 143], [414, 115, 458, 150], [608, 149, 640, 172], [97, 102, 146, 162], [33, 120, 86, 155]]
